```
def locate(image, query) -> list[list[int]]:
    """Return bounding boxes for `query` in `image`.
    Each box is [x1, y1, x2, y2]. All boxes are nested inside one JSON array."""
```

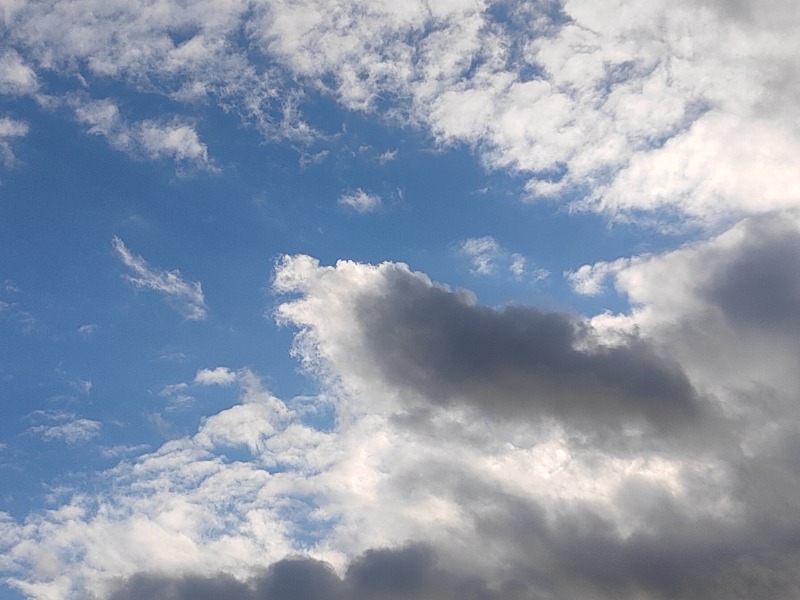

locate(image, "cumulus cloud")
[[274, 255, 700, 435], [194, 367, 238, 386], [113, 237, 208, 321], [566, 258, 632, 296], [338, 189, 381, 213]]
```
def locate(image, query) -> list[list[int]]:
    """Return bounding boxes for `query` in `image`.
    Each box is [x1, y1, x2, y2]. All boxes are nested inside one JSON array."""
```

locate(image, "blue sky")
[[2, 1, 800, 599]]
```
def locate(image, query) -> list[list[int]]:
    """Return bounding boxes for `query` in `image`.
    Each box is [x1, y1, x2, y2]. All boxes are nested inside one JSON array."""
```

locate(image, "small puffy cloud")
[[566, 258, 632, 296], [112, 237, 208, 321], [137, 121, 211, 165], [338, 189, 381, 213], [194, 367, 238, 386], [377, 149, 397, 164]]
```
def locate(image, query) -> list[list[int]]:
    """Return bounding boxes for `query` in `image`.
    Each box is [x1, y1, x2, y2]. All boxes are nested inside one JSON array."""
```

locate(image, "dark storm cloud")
[[105, 504, 800, 600], [702, 216, 800, 335], [352, 265, 702, 431], [106, 546, 502, 600]]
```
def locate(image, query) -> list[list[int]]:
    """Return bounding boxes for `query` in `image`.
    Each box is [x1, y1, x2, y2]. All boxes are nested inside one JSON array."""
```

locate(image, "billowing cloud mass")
[[2, 1, 800, 599], [7, 225, 800, 597], [113, 237, 208, 320]]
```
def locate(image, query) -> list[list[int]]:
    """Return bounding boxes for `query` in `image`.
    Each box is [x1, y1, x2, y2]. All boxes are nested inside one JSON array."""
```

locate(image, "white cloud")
[[460, 236, 549, 281], [0, 50, 38, 95], [566, 257, 632, 296], [3, 0, 797, 225], [338, 189, 381, 213], [377, 149, 397, 164], [0, 116, 28, 167], [112, 237, 208, 321], [73, 98, 214, 171], [194, 367, 238, 386], [460, 236, 500, 275], [77, 324, 99, 335], [159, 383, 194, 411], [29, 417, 101, 445]]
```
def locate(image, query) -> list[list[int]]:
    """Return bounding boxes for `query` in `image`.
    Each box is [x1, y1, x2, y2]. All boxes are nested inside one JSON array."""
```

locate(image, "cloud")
[[0, 116, 28, 167], [338, 189, 382, 213], [159, 383, 194, 411], [274, 255, 700, 434], [566, 258, 632, 296], [77, 323, 99, 335], [8, 236, 800, 599], [3, 0, 798, 225], [0, 298, 36, 332], [0, 50, 38, 95], [460, 236, 500, 275], [104, 545, 513, 600], [73, 98, 214, 171], [460, 237, 549, 281], [112, 237, 208, 321], [377, 149, 397, 164], [194, 367, 238, 386], [28, 413, 101, 445]]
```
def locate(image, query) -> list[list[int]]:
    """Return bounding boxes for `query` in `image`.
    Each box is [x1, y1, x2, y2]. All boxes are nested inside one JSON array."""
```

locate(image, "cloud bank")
[[1, 0, 798, 223]]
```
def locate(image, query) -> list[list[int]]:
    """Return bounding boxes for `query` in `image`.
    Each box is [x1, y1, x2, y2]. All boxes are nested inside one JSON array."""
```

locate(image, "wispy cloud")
[[73, 98, 215, 173], [28, 412, 101, 444], [0, 116, 29, 167], [460, 236, 549, 281], [113, 237, 208, 321], [77, 323, 99, 335]]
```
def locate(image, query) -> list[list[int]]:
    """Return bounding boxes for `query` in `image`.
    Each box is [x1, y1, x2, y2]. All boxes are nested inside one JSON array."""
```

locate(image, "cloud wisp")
[[112, 237, 208, 321]]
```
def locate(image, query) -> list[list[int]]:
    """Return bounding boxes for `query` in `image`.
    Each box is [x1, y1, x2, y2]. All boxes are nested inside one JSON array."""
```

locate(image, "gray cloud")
[[105, 545, 518, 600], [702, 216, 800, 335], [349, 263, 702, 432], [104, 516, 800, 600]]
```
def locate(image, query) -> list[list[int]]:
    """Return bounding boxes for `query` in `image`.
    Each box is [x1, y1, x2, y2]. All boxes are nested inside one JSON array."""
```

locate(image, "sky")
[[1, 0, 800, 598]]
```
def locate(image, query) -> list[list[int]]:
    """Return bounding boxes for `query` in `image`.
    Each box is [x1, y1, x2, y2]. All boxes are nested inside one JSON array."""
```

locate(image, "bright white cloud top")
[[1, 1, 800, 599]]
